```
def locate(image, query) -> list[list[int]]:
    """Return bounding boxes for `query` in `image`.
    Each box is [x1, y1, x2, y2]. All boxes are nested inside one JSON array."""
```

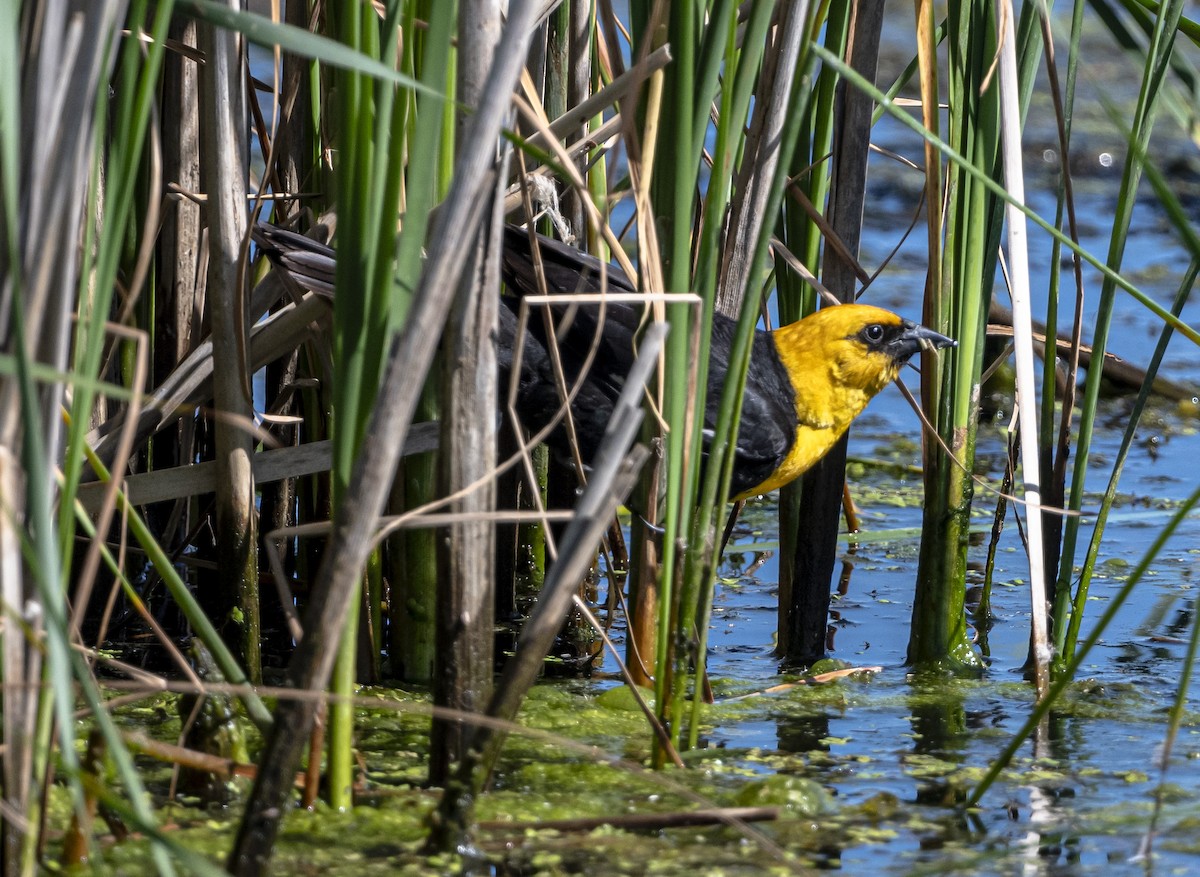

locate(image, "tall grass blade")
[[995, 0, 1050, 690], [230, 3, 543, 869], [909, 0, 1002, 672], [432, 0, 505, 783], [178, 0, 436, 95], [1053, 0, 1188, 661], [198, 8, 259, 681], [682, 0, 817, 744], [1063, 131, 1200, 659], [2, 3, 180, 871]]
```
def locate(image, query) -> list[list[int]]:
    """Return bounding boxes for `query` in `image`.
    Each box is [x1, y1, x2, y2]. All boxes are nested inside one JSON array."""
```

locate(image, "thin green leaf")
[[178, 0, 445, 99], [810, 42, 1200, 348]]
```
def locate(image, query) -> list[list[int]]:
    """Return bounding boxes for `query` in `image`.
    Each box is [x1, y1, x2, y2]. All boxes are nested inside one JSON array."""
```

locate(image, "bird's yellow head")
[[772, 303, 955, 433], [735, 303, 956, 500]]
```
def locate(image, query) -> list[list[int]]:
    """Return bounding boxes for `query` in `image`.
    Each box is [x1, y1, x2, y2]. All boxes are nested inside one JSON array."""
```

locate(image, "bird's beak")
[[891, 323, 956, 362]]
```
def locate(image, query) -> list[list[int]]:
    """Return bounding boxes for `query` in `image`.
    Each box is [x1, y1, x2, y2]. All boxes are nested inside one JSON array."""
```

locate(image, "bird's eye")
[[864, 324, 885, 344]]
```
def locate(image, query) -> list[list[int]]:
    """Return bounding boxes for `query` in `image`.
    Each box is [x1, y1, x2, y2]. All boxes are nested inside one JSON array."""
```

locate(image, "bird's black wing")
[[501, 225, 637, 297], [498, 226, 645, 464], [703, 314, 798, 498]]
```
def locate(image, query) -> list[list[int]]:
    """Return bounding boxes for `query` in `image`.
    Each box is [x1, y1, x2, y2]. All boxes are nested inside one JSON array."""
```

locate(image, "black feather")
[[252, 224, 336, 296], [499, 226, 797, 497], [252, 220, 804, 499]]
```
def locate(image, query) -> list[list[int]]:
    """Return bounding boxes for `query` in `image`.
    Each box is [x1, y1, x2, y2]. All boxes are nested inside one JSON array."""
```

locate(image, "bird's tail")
[[251, 222, 336, 297]]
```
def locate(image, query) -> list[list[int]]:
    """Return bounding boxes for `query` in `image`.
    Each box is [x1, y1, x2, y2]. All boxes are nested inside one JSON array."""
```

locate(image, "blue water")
[[678, 50, 1200, 869], [589, 26, 1200, 871], [242, 12, 1200, 873]]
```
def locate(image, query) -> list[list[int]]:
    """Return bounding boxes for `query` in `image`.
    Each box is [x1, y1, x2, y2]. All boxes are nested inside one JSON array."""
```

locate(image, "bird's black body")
[[497, 227, 798, 499], [253, 221, 954, 502]]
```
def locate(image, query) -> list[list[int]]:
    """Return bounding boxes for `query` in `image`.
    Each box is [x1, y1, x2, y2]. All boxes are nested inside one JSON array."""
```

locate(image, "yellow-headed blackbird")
[[254, 223, 954, 501], [498, 226, 954, 501]]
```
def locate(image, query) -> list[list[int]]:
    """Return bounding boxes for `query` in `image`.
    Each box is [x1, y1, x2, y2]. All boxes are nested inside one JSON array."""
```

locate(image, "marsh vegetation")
[[3, 0, 1200, 873]]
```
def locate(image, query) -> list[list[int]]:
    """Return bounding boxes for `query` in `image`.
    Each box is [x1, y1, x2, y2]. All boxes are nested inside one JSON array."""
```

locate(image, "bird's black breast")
[[704, 315, 798, 497]]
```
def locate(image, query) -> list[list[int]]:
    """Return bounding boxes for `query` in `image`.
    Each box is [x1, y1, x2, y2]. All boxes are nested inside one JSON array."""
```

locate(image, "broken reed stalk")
[[228, 3, 544, 870], [427, 323, 665, 852]]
